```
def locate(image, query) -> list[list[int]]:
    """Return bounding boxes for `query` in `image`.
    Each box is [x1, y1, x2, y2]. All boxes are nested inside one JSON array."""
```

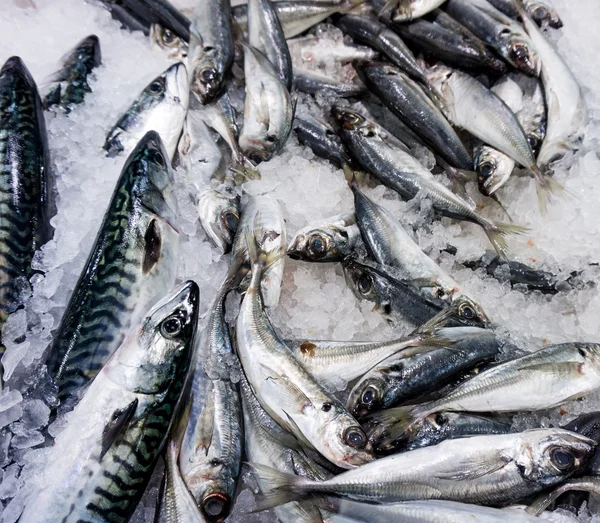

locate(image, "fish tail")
[[483, 221, 529, 260], [342, 163, 366, 188], [366, 405, 423, 449], [531, 166, 568, 216], [247, 463, 313, 511]]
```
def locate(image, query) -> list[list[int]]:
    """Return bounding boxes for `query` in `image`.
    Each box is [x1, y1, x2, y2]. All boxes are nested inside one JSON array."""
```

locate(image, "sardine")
[[333, 106, 525, 258], [0, 57, 55, 377], [288, 33, 378, 66], [379, 0, 447, 22], [444, 0, 540, 76], [21, 281, 199, 523], [188, 0, 234, 104], [487, 0, 563, 29], [236, 231, 375, 469], [248, 0, 293, 90], [294, 115, 354, 169], [287, 212, 360, 262], [47, 131, 179, 404], [354, 61, 472, 170], [239, 44, 293, 164], [250, 429, 595, 507], [104, 62, 188, 159], [293, 70, 366, 97], [42, 35, 102, 112], [151, 24, 189, 60]]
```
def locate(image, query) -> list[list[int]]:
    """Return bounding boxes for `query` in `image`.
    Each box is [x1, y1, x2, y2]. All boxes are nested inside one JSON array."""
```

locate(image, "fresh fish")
[[248, 0, 293, 90], [527, 476, 600, 516], [378, 0, 447, 22], [288, 33, 378, 66], [241, 376, 325, 523], [104, 62, 188, 159], [516, 2, 585, 170], [249, 429, 595, 507], [47, 131, 179, 404], [188, 0, 234, 104], [20, 281, 199, 523], [350, 326, 501, 420], [0, 57, 54, 379], [178, 277, 242, 522], [354, 61, 472, 170], [373, 342, 600, 445], [293, 69, 366, 97], [294, 115, 354, 169], [239, 44, 293, 164], [42, 35, 102, 112], [444, 0, 540, 76], [393, 10, 507, 74], [236, 231, 375, 469], [151, 23, 189, 60], [335, 15, 429, 87], [333, 106, 525, 258], [287, 213, 360, 262], [353, 184, 488, 322], [198, 189, 240, 255], [426, 64, 559, 210], [487, 0, 563, 29]]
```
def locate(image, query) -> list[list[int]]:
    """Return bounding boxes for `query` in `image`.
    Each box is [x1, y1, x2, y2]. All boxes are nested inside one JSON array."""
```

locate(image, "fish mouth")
[[165, 61, 189, 106], [201, 492, 231, 522]]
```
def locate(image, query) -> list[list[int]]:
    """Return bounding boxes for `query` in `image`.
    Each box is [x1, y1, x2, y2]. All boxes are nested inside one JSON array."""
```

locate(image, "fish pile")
[[0, 0, 599, 522]]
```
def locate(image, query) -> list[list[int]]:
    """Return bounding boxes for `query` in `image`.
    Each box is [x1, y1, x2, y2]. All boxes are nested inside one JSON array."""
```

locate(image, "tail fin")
[[342, 163, 366, 187], [489, 193, 513, 223], [483, 221, 528, 260], [365, 405, 422, 450], [247, 463, 312, 512], [532, 167, 567, 216]]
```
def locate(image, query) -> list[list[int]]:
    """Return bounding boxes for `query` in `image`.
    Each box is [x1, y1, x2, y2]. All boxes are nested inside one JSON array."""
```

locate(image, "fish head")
[[347, 373, 388, 420], [61, 35, 101, 74], [164, 61, 189, 111], [150, 24, 189, 60], [238, 134, 278, 165], [475, 146, 515, 196], [516, 429, 596, 485], [503, 35, 541, 77], [451, 295, 491, 327], [190, 48, 224, 104], [528, 2, 563, 28], [342, 259, 395, 318], [198, 189, 240, 254], [186, 471, 233, 522], [331, 105, 366, 132], [287, 224, 350, 262], [526, 130, 544, 157]]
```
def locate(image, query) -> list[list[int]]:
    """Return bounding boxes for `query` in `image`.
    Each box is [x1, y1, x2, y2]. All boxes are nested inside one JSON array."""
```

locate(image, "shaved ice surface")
[[0, 0, 599, 521]]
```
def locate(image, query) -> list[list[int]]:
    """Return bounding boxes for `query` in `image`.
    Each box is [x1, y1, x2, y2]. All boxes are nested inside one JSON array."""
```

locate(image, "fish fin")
[[43, 84, 61, 109], [412, 306, 460, 338], [261, 363, 314, 412], [281, 410, 314, 449], [342, 164, 366, 187], [377, 0, 397, 21], [405, 277, 442, 289], [365, 405, 422, 448], [101, 399, 138, 460], [531, 166, 569, 216], [246, 463, 311, 511], [438, 157, 477, 210], [483, 221, 529, 260], [263, 422, 302, 451], [227, 160, 261, 185], [488, 193, 514, 223], [194, 384, 215, 455], [434, 457, 509, 481]]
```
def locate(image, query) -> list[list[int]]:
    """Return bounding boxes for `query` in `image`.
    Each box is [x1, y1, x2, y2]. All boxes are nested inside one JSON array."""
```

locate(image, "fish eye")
[[550, 448, 575, 471], [434, 414, 447, 426], [249, 153, 264, 165], [265, 135, 277, 144], [528, 135, 539, 150], [344, 427, 367, 449], [361, 386, 378, 405], [200, 68, 216, 83], [162, 29, 175, 45], [148, 80, 164, 95], [478, 161, 494, 178], [459, 303, 475, 320], [307, 234, 327, 259], [150, 150, 166, 168], [357, 273, 372, 295], [436, 287, 446, 298], [510, 44, 528, 61], [322, 402, 332, 412], [160, 314, 183, 338], [222, 211, 239, 233]]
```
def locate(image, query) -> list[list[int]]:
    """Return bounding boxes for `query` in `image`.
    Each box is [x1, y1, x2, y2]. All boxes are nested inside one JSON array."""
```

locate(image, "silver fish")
[[239, 44, 293, 163], [293, 69, 367, 97], [198, 188, 240, 255], [487, 0, 563, 29], [104, 62, 188, 159], [379, 0, 447, 22], [288, 33, 377, 66], [527, 476, 600, 516], [151, 23, 189, 60]]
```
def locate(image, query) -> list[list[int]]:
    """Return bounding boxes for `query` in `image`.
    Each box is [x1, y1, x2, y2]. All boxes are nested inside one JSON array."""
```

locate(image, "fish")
[[350, 326, 501, 420], [515, 2, 585, 171], [353, 61, 472, 170], [294, 115, 354, 169], [248, 0, 293, 90], [393, 10, 507, 74], [103, 62, 188, 159], [372, 342, 600, 446], [20, 281, 199, 523], [41, 35, 102, 112], [527, 476, 600, 516], [236, 229, 375, 469], [0, 57, 55, 379], [151, 23, 189, 60], [47, 131, 180, 404], [178, 276, 242, 522], [352, 183, 489, 322], [378, 0, 447, 22], [249, 429, 596, 507], [487, 0, 563, 29], [198, 189, 240, 255], [188, 0, 234, 104], [426, 64, 560, 211], [288, 33, 378, 66], [239, 44, 293, 164], [333, 106, 526, 258], [293, 70, 366, 97], [444, 0, 541, 76], [287, 212, 360, 262]]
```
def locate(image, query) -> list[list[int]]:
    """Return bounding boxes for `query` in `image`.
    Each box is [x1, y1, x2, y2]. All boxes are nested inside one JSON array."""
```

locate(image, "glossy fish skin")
[[239, 44, 293, 164], [47, 131, 179, 404], [21, 281, 199, 523], [104, 62, 188, 159], [487, 0, 563, 29], [248, 0, 293, 90], [293, 70, 366, 97], [179, 281, 242, 522], [188, 0, 234, 104], [288, 33, 378, 66], [0, 57, 54, 372], [444, 0, 540, 77], [287, 213, 360, 263], [350, 326, 501, 420], [354, 61, 472, 170], [42, 35, 102, 112], [198, 189, 240, 255], [250, 429, 596, 507], [294, 115, 353, 170], [151, 23, 189, 60], [379, 0, 447, 22]]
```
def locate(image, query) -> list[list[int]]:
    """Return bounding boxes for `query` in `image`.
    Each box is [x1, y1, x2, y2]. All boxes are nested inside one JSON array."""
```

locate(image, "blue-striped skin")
[[0, 56, 55, 373], [47, 130, 179, 405], [20, 281, 199, 523]]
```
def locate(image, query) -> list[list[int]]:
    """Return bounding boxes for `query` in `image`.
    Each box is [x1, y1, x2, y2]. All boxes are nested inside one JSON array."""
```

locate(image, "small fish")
[[151, 23, 189, 60], [444, 0, 540, 76], [378, 0, 447, 22], [287, 213, 360, 263], [188, 0, 234, 104], [487, 0, 563, 29], [249, 429, 595, 507], [293, 69, 367, 97], [294, 115, 354, 169], [104, 62, 188, 159], [198, 188, 240, 255], [20, 281, 199, 523], [333, 106, 526, 258], [42, 35, 101, 112], [527, 477, 600, 517], [239, 44, 293, 164], [288, 33, 377, 66]]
